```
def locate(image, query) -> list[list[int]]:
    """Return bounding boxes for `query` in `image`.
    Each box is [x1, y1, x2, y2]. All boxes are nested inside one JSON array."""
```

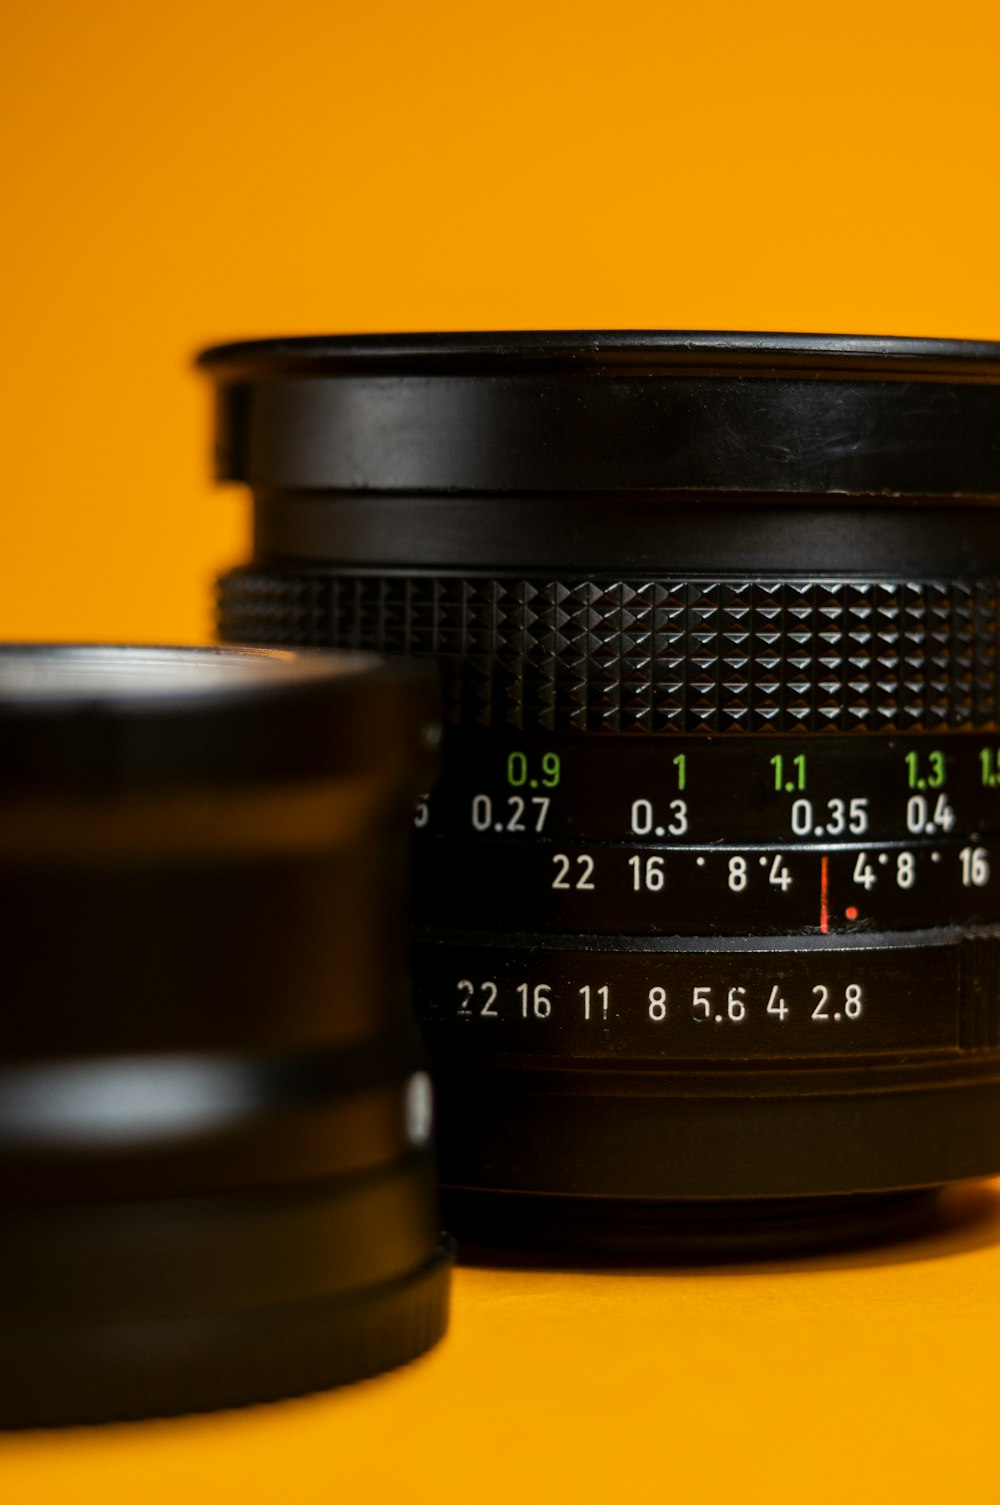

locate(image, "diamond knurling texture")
[[218, 571, 1000, 734]]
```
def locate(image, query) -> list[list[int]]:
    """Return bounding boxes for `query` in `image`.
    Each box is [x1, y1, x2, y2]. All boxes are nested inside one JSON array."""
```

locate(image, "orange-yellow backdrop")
[[3, 2, 1000, 1501], [3, 0, 1000, 645]]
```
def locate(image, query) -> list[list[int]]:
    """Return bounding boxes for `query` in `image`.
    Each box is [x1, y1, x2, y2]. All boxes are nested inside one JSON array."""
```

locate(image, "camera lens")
[[0, 644, 449, 1426], [202, 331, 1000, 1251]]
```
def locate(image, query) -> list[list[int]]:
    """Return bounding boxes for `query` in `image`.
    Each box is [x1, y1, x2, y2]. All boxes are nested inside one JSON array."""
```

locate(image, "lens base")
[[0, 1170, 451, 1429], [0, 1244, 451, 1430], [445, 1188, 942, 1260]]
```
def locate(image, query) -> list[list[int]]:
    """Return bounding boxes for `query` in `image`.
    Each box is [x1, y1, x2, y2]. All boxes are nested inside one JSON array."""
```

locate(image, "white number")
[[506, 796, 526, 832], [817, 797, 867, 835], [933, 794, 956, 832], [630, 799, 687, 836], [790, 797, 865, 838], [768, 855, 793, 891], [629, 854, 665, 891], [531, 797, 551, 831], [845, 983, 863, 1019], [580, 984, 610, 1020], [906, 794, 928, 833], [667, 800, 689, 836], [812, 985, 830, 1020], [897, 851, 916, 889], [518, 983, 552, 1019], [552, 853, 596, 890], [414, 796, 430, 828], [853, 852, 877, 891], [457, 979, 498, 1017], [688, 985, 744, 1021], [960, 846, 990, 887], [826, 798, 846, 835], [473, 794, 549, 833], [648, 986, 668, 1022], [791, 799, 813, 836], [908, 793, 956, 834], [728, 855, 748, 892], [767, 985, 789, 1021], [630, 798, 653, 835]]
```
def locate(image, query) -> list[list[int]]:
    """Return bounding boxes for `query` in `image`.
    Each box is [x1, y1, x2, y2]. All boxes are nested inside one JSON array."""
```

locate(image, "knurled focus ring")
[[218, 571, 1000, 735]]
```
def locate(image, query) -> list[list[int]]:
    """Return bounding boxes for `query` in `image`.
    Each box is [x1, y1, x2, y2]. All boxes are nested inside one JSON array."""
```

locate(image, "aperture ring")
[[219, 570, 1000, 734]]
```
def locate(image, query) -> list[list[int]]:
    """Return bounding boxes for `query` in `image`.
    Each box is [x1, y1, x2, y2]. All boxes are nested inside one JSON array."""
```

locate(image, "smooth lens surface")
[[0, 643, 375, 699]]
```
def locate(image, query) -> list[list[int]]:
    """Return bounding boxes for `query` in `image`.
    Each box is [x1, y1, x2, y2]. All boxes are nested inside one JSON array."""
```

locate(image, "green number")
[[982, 748, 1000, 789], [509, 749, 561, 787], [507, 751, 528, 787], [770, 753, 806, 791], [907, 750, 946, 789], [673, 753, 686, 791]]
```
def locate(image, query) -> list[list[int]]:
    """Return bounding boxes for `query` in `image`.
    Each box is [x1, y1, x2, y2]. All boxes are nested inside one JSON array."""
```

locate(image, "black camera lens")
[[202, 331, 1000, 1252], [0, 644, 449, 1426]]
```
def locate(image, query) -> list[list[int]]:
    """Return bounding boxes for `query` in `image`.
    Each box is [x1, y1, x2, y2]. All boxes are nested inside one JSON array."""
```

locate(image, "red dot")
[[845, 906, 859, 921]]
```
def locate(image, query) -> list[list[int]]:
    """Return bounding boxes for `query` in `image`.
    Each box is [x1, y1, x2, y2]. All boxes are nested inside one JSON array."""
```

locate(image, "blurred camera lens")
[[203, 331, 1000, 1253], [0, 643, 449, 1426]]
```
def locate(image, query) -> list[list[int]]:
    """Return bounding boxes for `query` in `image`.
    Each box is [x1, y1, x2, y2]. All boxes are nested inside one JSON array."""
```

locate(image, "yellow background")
[[3, 1, 1000, 1500]]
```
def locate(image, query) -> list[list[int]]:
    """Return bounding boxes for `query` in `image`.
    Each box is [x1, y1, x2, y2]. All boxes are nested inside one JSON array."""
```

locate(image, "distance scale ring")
[[218, 571, 1000, 734]]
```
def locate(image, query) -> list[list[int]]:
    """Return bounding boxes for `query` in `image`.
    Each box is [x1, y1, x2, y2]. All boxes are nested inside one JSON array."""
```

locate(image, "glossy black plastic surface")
[[0, 644, 449, 1425]]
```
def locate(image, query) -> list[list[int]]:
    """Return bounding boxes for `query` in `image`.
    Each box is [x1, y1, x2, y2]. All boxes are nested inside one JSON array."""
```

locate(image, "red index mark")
[[820, 855, 830, 934]]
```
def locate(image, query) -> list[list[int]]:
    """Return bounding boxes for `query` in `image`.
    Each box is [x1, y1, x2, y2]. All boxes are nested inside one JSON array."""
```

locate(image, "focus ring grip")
[[219, 569, 1000, 735]]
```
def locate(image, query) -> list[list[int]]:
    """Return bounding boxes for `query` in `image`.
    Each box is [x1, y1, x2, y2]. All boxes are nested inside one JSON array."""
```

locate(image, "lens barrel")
[[202, 332, 1000, 1250], [0, 644, 449, 1425]]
